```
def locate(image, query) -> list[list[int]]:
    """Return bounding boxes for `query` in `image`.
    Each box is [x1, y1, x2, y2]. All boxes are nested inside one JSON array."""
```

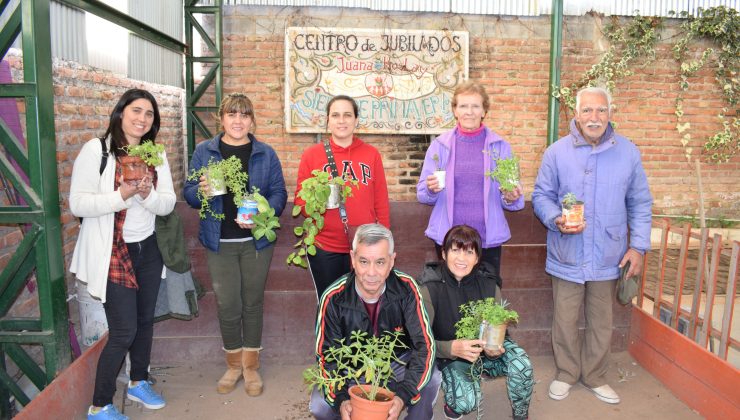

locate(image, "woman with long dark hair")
[[70, 88, 176, 420]]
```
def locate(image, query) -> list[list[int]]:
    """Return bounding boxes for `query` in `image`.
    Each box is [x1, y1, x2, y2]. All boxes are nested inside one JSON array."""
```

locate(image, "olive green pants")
[[207, 241, 274, 350]]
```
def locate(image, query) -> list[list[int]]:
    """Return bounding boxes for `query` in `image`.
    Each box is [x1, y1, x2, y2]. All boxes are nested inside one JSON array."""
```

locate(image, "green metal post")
[[546, 0, 564, 146], [185, 0, 222, 161], [0, 0, 72, 410], [23, 0, 72, 379]]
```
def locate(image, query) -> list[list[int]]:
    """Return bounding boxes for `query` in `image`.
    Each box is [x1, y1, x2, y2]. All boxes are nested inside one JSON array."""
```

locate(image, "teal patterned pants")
[[440, 337, 533, 419]]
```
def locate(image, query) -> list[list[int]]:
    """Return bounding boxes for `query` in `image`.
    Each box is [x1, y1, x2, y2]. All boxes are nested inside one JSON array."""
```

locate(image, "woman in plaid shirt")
[[70, 89, 176, 420]]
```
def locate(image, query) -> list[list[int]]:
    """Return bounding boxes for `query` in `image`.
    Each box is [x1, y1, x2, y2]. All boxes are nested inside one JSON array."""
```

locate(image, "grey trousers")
[[551, 276, 616, 388], [207, 241, 274, 350], [309, 353, 441, 420]]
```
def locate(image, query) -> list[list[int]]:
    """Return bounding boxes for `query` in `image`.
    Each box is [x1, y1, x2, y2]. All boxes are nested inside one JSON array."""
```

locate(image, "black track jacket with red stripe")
[[314, 269, 436, 409]]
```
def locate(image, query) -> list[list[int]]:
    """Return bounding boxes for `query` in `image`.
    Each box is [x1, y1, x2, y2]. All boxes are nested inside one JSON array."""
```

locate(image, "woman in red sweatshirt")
[[295, 95, 390, 299]]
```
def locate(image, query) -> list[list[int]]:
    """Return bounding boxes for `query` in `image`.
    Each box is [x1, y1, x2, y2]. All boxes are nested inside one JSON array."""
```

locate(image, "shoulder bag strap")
[[323, 141, 349, 233]]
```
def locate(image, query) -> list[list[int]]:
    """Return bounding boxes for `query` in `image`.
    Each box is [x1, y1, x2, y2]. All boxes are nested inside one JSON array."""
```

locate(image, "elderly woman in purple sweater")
[[417, 81, 523, 283]]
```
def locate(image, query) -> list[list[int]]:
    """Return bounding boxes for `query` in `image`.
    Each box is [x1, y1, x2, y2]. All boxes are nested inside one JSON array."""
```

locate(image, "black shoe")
[[444, 404, 463, 420]]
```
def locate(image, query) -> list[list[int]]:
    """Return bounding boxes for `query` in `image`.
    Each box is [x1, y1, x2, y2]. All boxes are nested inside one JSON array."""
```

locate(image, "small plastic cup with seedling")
[[432, 153, 446, 190]]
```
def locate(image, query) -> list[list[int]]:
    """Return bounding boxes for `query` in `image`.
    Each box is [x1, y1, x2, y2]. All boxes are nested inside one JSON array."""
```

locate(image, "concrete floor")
[[114, 351, 700, 420]]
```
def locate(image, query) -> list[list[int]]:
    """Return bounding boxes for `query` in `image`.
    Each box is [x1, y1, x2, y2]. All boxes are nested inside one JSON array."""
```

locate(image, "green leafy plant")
[[552, 14, 662, 111], [287, 170, 357, 268], [187, 156, 249, 220], [455, 298, 519, 340], [123, 141, 165, 166], [246, 187, 281, 242], [561, 192, 580, 209], [432, 153, 443, 171], [485, 155, 520, 192], [303, 330, 407, 403], [671, 6, 739, 162]]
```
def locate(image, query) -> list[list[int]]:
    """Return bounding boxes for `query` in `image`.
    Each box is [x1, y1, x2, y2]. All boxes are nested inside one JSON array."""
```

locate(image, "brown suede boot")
[[241, 348, 263, 396], [217, 349, 243, 394]]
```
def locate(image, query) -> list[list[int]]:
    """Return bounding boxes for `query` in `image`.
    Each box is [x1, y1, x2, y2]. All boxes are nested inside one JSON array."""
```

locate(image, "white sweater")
[[69, 137, 176, 302]]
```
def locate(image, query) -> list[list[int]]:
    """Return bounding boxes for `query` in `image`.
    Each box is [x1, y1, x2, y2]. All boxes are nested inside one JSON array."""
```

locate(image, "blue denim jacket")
[[183, 133, 287, 252], [532, 119, 652, 283]]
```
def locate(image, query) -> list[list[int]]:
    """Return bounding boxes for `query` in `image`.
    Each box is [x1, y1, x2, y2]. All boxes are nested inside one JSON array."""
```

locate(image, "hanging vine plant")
[[671, 6, 739, 162], [552, 14, 663, 112], [554, 7, 738, 163]]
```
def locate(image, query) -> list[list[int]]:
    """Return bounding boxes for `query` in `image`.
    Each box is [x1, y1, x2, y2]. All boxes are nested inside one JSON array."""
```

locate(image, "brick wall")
[[221, 7, 739, 218]]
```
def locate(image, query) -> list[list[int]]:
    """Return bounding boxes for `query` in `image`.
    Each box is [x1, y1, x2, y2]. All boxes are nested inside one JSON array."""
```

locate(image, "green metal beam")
[[59, 0, 187, 54], [0, 208, 43, 224], [5, 343, 47, 390], [0, 119, 30, 175], [0, 365, 30, 406], [0, 331, 54, 344], [0, 226, 39, 299], [185, 0, 222, 161], [0, 319, 42, 331], [546, 0, 564, 146], [0, 83, 35, 97], [0, 0, 20, 58]]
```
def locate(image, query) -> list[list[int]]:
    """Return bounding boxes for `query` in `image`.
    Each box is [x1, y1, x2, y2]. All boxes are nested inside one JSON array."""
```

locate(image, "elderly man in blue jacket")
[[532, 86, 652, 405]]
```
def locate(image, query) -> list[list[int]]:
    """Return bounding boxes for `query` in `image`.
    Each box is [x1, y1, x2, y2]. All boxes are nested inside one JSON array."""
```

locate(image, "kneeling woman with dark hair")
[[419, 225, 533, 420]]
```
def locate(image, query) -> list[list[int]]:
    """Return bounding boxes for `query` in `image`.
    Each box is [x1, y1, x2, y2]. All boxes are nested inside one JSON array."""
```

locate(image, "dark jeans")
[[92, 234, 163, 407], [435, 243, 502, 286], [307, 247, 351, 300]]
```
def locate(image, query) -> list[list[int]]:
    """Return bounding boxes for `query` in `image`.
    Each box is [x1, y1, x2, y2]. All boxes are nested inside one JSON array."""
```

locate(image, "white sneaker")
[[591, 384, 620, 404], [548, 380, 572, 400]]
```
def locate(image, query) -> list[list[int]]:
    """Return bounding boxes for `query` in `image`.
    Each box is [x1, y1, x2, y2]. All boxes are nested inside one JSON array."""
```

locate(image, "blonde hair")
[[218, 93, 257, 131], [452, 81, 490, 113]]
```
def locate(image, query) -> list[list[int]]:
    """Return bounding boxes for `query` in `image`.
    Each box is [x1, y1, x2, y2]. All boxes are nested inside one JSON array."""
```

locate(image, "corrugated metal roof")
[[211, 0, 738, 16]]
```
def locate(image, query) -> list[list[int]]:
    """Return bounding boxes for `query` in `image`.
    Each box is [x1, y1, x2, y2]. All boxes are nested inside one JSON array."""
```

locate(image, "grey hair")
[[352, 223, 394, 254], [575, 86, 612, 114]]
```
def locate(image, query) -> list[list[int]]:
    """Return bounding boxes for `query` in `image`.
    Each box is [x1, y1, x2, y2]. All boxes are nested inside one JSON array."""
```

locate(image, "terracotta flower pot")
[[119, 156, 148, 182], [562, 202, 585, 228], [348, 384, 395, 420]]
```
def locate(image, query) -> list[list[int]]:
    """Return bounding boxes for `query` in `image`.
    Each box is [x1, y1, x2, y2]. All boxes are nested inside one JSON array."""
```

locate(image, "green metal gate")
[[0, 0, 70, 414]]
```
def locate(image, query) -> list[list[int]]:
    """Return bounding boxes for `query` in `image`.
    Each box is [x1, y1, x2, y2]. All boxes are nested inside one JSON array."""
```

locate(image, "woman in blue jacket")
[[184, 93, 287, 397]]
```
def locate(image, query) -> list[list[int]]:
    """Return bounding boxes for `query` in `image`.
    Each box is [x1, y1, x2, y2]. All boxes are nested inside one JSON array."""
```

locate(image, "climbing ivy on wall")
[[553, 6, 739, 163]]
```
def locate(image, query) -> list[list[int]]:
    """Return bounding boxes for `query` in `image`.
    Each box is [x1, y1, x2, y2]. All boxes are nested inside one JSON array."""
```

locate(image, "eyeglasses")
[[227, 93, 247, 99], [580, 106, 609, 116]]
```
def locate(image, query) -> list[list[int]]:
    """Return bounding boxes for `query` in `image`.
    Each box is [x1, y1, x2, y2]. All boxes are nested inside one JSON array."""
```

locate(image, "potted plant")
[[287, 170, 356, 268], [120, 141, 165, 182], [236, 187, 281, 242], [486, 155, 520, 193], [303, 330, 407, 420], [187, 156, 249, 220], [432, 153, 446, 189], [455, 298, 519, 352], [561, 192, 584, 228]]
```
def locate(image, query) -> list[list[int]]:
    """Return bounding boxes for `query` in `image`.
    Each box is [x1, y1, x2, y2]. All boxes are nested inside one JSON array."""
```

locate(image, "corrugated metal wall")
[[46, 0, 182, 87], [128, 0, 183, 87], [212, 0, 738, 16], [50, 1, 88, 63]]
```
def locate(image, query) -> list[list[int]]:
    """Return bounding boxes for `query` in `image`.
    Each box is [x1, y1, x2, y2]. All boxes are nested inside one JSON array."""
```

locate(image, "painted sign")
[[285, 27, 469, 134]]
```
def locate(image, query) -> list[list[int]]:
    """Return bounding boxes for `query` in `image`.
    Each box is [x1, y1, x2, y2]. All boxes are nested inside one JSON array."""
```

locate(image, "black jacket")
[[420, 261, 501, 360], [315, 269, 435, 409]]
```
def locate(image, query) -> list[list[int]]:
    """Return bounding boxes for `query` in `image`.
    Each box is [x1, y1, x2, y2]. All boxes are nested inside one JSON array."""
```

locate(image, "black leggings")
[[307, 247, 351, 300]]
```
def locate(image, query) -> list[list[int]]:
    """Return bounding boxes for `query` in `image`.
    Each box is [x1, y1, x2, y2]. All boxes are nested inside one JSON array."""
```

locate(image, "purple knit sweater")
[[452, 124, 486, 237]]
